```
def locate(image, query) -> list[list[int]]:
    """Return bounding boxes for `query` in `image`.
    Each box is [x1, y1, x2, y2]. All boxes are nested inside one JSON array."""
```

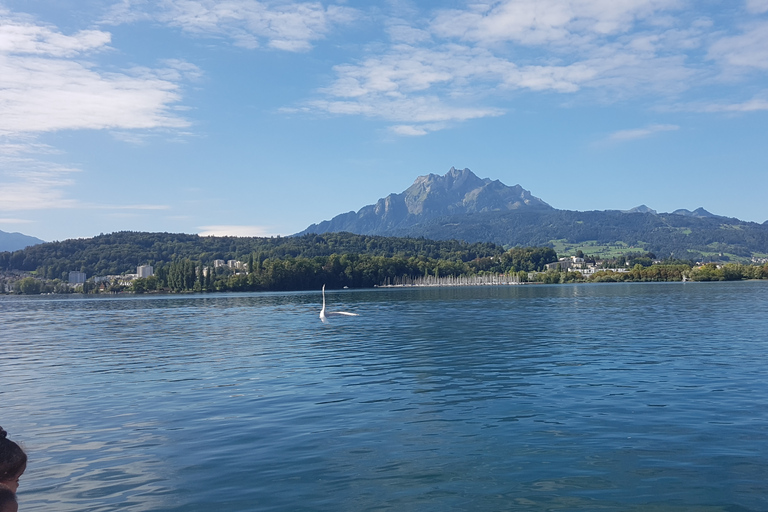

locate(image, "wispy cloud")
[[0, 218, 35, 225], [746, 0, 768, 14], [302, 0, 715, 134], [0, 142, 170, 213], [0, 11, 196, 136], [0, 157, 80, 211], [705, 99, 768, 112], [0, 8, 201, 217], [669, 95, 768, 113], [608, 123, 679, 141], [708, 20, 768, 72], [86, 203, 171, 211], [102, 0, 358, 52], [429, 0, 684, 46], [198, 225, 279, 237]]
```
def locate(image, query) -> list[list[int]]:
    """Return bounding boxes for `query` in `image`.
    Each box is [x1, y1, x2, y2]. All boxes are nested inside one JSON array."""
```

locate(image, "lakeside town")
[[3, 253, 768, 295]]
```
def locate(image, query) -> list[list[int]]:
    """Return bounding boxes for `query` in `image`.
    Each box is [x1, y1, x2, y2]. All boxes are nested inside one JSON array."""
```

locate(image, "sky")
[[0, 0, 767, 242]]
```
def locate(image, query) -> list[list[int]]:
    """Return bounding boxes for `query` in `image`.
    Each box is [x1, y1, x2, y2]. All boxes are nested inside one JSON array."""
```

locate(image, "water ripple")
[[2, 282, 767, 511]]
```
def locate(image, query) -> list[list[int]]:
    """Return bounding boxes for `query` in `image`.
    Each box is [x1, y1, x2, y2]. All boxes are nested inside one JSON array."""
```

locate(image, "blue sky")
[[1, 0, 767, 242]]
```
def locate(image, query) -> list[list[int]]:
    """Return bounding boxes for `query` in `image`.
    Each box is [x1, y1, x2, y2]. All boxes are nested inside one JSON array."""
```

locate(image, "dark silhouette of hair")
[[0, 485, 17, 512], [0, 428, 26, 484]]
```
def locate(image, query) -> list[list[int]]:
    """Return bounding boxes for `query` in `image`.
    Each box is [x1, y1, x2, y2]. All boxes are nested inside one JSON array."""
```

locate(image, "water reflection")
[[2, 282, 767, 511]]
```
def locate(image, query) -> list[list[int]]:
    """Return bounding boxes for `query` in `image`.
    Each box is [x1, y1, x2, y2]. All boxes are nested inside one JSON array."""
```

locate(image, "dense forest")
[[0, 231, 504, 278], [3, 231, 767, 295], [383, 209, 768, 260], [0, 232, 558, 292], [134, 245, 559, 293]]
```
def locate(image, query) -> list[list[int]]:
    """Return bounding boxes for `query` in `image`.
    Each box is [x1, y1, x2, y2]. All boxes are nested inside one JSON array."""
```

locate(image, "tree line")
[[132, 247, 559, 293], [3, 229, 768, 295], [0, 231, 504, 278]]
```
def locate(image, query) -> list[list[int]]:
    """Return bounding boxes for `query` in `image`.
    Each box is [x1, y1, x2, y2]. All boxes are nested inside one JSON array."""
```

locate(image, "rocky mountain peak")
[[624, 205, 658, 215], [298, 167, 552, 236]]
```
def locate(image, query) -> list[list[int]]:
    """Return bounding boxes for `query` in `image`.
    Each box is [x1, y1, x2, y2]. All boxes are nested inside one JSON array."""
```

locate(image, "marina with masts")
[[379, 273, 524, 287]]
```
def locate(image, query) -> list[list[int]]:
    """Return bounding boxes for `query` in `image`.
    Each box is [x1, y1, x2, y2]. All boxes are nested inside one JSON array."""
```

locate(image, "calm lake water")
[[1, 282, 768, 511]]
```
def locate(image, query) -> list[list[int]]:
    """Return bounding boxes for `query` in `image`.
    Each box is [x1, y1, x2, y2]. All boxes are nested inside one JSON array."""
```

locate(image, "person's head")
[[0, 485, 18, 512], [0, 427, 26, 493]]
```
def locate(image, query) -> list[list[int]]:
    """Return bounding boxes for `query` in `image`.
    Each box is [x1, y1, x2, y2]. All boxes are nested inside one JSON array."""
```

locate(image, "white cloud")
[[303, 0, 711, 133], [89, 204, 171, 210], [0, 218, 34, 224], [0, 11, 195, 136], [390, 125, 429, 136], [430, 0, 683, 46], [691, 98, 768, 113], [103, 0, 358, 52], [0, 144, 176, 213], [0, 156, 80, 211], [709, 21, 768, 71], [100, 0, 154, 24], [0, 56, 191, 135], [0, 17, 110, 56], [608, 123, 679, 141], [198, 225, 279, 237], [745, 0, 768, 14], [0, 8, 196, 210], [311, 95, 503, 126], [386, 23, 431, 44]]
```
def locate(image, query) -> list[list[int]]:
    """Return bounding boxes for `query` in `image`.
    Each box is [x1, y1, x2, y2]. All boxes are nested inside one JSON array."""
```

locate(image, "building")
[[68, 271, 86, 284], [137, 265, 154, 278], [119, 274, 138, 286], [213, 260, 226, 268], [545, 259, 573, 271]]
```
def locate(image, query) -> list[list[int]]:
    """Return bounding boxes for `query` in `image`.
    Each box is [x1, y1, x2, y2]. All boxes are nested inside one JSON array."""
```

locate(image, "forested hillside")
[[382, 210, 768, 260], [297, 168, 768, 260], [0, 231, 504, 278]]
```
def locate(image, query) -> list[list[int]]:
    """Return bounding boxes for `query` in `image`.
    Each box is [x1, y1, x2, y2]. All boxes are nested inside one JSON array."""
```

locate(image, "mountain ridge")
[[300, 167, 552, 236], [298, 167, 768, 259], [0, 229, 45, 252]]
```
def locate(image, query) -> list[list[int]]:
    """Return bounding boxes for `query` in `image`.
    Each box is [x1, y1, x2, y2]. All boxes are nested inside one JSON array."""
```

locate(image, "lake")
[[1, 282, 767, 511]]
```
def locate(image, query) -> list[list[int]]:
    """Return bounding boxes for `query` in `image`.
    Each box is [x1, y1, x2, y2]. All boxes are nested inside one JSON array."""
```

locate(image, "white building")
[[68, 271, 86, 284], [213, 260, 226, 268], [137, 265, 154, 278]]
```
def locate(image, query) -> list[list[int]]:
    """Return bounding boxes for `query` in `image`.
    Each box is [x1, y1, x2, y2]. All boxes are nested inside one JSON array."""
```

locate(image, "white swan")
[[320, 284, 359, 323]]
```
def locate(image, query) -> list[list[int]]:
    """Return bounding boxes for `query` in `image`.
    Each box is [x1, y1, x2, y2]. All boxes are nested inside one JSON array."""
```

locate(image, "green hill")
[[383, 209, 768, 262], [0, 231, 504, 279]]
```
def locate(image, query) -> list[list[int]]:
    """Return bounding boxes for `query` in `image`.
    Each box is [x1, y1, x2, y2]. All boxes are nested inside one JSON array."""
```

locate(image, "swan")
[[320, 284, 359, 323]]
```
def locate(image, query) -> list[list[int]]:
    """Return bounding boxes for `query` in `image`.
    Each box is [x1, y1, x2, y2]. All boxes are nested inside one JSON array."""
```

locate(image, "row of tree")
[[585, 263, 768, 282], [6, 258, 768, 295], [0, 231, 504, 277], [130, 248, 559, 293]]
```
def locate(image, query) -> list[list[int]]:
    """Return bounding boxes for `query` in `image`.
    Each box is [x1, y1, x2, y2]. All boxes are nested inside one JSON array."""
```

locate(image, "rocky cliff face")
[[299, 167, 552, 236]]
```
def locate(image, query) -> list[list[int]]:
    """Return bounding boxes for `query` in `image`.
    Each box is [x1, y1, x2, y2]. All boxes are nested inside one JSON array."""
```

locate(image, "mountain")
[[624, 205, 657, 214], [0, 230, 45, 252], [298, 167, 768, 259], [300, 167, 552, 236], [671, 207, 718, 218]]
